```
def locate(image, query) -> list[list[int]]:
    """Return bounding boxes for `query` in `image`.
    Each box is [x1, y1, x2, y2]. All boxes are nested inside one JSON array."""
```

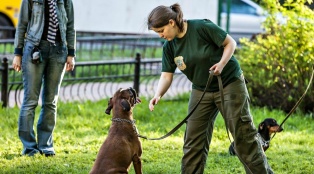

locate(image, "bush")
[[236, 0, 314, 113]]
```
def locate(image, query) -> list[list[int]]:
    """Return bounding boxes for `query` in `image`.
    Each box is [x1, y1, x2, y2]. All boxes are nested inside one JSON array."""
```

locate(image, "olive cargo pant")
[[181, 76, 273, 174]]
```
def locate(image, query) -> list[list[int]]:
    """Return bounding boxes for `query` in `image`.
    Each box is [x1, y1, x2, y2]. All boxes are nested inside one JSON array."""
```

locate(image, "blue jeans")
[[18, 40, 67, 156]]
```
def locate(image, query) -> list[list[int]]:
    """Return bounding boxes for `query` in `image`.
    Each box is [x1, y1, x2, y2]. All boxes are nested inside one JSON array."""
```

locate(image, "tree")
[[236, 0, 314, 113]]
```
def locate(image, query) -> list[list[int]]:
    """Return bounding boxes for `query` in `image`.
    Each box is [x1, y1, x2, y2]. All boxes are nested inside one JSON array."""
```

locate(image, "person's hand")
[[209, 62, 224, 75], [12, 55, 22, 72], [66, 56, 75, 71], [149, 96, 161, 111]]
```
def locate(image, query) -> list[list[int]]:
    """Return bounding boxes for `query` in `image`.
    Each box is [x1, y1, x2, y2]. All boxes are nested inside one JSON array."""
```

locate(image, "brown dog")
[[90, 87, 142, 174]]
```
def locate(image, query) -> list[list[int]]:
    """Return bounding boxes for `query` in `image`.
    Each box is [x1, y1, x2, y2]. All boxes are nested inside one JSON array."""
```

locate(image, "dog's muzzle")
[[129, 88, 137, 104], [120, 87, 140, 104]]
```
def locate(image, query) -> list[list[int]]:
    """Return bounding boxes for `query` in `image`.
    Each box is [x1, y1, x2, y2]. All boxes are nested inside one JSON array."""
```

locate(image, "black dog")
[[229, 118, 283, 155]]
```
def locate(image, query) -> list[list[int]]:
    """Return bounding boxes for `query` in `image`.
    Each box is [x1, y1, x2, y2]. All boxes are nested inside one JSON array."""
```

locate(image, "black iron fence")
[[0, 31, 191, 108], [0, 31, 164, 61], [0, 26, 15, 39], [0, 54, 191, 108], [76, 35, 164, 60], [0, 58, 8, 107]]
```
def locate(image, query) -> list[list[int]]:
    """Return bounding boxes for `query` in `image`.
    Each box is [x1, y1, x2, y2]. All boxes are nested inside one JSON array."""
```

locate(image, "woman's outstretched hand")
[[149, 96, 161, 111]]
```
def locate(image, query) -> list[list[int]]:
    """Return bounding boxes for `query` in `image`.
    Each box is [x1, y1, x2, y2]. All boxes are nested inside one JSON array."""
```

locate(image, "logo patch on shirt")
[[174, 56, 186, 70]]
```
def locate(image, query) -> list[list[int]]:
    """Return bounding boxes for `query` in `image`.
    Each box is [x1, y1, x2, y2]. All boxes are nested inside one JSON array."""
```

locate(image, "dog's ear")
[[259, 122, 265, 130], [120, 99, 131, 111], [105, 97, 113, 115]]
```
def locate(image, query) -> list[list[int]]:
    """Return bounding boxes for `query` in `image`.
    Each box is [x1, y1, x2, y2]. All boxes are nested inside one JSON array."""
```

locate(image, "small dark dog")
[[229, 118, 283, 155], [90, 87, 142, 174]]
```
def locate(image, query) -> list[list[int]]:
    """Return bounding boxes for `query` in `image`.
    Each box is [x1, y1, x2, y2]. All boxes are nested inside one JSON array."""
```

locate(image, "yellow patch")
[[174, 56, 186, 71]]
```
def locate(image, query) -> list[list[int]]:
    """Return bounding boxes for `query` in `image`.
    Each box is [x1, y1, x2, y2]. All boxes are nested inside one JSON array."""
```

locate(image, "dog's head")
[[105, 87, 141, 115], [258, 118, 284, 135]]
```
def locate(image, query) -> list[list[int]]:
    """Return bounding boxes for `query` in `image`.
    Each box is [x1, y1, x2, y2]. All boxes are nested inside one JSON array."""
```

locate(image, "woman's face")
[[151, 19, 177, 41]]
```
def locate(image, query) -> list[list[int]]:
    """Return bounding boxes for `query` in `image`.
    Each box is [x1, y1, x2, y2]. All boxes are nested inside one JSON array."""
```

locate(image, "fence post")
[[1, 57, 8, 108], [134, 53, 141, 95]]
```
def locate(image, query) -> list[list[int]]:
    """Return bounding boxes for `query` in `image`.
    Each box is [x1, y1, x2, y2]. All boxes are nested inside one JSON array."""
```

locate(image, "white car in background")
[[220, 0, 266, 42]]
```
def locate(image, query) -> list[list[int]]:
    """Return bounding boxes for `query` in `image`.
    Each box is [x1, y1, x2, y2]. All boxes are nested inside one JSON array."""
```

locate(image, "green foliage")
[[236, 0, 314, 113], [0, 44, 14, 55], [0, 98, 314, 173]]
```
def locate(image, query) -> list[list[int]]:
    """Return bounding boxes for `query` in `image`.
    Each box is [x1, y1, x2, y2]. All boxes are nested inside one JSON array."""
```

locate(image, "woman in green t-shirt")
[[147, 3, 273, 174]]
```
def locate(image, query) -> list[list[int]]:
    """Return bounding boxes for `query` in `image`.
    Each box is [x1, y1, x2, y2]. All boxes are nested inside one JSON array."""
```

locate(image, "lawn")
[[0, 98, 313, 174]]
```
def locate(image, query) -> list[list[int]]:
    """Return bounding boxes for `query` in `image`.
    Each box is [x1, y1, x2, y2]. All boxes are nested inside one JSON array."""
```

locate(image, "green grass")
[[0, 98, 313, 174]]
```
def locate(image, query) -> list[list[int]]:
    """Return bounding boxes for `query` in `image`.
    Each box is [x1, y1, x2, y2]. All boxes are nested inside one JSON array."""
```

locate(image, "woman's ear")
[[169, 19, 175, 27]]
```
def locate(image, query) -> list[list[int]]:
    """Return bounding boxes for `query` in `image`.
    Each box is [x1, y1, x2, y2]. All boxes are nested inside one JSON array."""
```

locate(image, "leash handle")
[[139, 71, 215, 140]]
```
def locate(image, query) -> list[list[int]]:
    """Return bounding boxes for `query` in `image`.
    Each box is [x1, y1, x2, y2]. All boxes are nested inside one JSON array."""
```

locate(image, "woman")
[[147, 3, 273, 174], [12, 0, 76, 156]]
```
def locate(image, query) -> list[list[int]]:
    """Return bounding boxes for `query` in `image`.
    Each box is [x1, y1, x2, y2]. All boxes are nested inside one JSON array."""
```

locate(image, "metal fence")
[[0, 31, 164, 61], [0, 26, 15, 39], [0, 31, 192, 108], [1, 54, 192, 108], [76, 34, 164, 60]]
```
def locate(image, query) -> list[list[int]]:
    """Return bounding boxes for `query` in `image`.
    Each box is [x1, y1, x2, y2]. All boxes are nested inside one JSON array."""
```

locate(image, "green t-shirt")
[[162, 19, 242, 92]]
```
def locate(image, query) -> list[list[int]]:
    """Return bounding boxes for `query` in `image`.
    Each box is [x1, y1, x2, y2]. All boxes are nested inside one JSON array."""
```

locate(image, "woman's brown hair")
[[147, 3, 184, 32]]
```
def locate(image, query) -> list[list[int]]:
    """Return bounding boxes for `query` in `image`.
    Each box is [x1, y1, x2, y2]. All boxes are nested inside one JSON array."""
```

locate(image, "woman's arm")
[[14, 0, 32, 55], [149, 72, 174, 111], [65, 0, 76, 56], [210, 34, 237, 75], [13, 0, 32, 72], [64, 0, 76, 71]]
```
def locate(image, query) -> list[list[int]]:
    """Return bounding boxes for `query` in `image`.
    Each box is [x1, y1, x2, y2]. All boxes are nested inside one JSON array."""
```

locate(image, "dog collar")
[[257, 133, 270, 148], [112, 118, 135, 124], [111, 118, 140, 136]]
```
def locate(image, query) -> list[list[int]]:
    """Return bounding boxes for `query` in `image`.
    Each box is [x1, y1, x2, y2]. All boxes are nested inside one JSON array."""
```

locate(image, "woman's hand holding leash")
[[210, 62, 224, 75]]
